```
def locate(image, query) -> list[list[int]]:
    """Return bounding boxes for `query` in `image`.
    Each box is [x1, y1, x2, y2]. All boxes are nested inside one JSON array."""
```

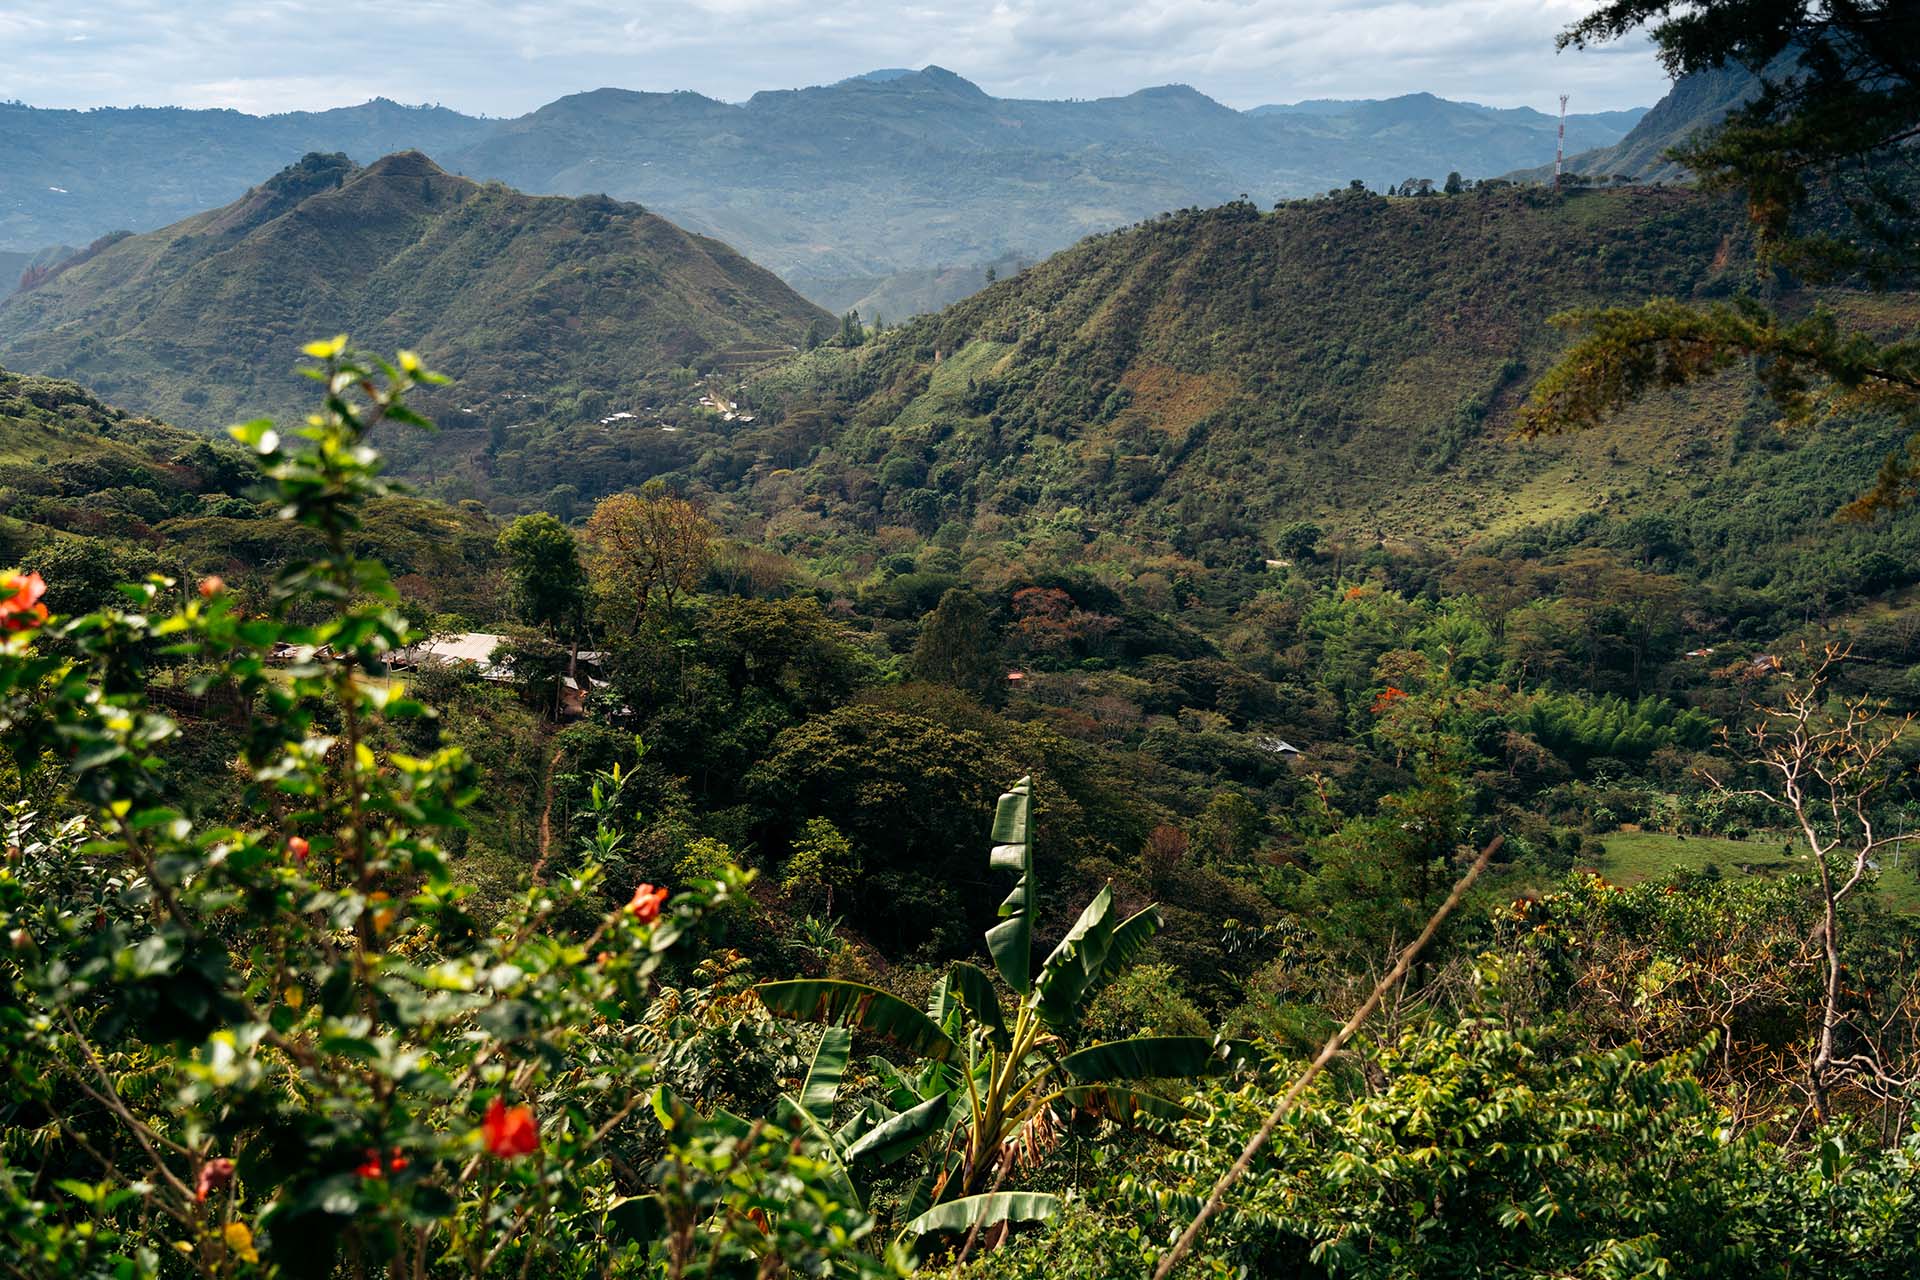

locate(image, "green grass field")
[[1590, 829, 1920, 913]]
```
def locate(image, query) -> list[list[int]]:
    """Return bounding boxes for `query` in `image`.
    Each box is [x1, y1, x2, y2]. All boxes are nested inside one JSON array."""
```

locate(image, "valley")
[[2, 6, 1918, 1278]]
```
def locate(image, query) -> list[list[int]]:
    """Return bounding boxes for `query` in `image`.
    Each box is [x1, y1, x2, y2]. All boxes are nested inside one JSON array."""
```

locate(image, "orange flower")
[[1371, 686, 1408, 714], [627, 883, 669, 924], [0, 571, 48, 633], [288, 836, 309, 863], [198, 575, 225, 598], [482, 1096, 539, 1158]]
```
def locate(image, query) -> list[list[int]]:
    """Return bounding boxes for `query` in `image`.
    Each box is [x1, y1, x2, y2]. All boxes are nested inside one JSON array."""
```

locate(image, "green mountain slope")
[[706, 185, 1915, 604], [0, 151, 830, 432]]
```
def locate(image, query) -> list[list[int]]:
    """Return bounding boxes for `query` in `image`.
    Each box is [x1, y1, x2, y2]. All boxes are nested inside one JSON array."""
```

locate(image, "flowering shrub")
[[0, 340, 904, 1278]]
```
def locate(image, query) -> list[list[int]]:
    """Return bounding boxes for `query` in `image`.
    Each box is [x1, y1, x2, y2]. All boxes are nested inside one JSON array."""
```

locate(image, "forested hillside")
[[0, 151, 829, 430], [680, 183, 1919, 630]]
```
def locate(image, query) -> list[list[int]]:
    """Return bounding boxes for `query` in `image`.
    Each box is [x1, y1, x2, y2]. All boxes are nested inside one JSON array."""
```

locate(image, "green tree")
[[1274, 520, 1322, 563], [780, 816, 861, 915], [909, 587, 1005, 700], [497, 510, 589, 639]]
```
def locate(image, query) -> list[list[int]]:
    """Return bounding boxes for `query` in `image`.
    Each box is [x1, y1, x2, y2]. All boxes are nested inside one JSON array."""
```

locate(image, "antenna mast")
[[1555, 93, 1569, 189]]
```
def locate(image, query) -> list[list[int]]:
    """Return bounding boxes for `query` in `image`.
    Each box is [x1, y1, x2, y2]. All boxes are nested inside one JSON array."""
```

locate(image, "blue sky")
[[2, 1, 1666, 117]]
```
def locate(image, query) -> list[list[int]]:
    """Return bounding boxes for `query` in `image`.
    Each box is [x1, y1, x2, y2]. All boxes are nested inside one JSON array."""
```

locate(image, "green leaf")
[[1059, 1036, 1246, 1083], [1032, 885, 1115, 1027], [844, 1092, 950, 1167], [985, 776, 1035, 994], [774, 1094, 863, 1209], [904, 1191, 1059, 1239], [946, 960, 1009, 1050], [756, 979, 959, 1062], [799, 1026, 852, 1121]]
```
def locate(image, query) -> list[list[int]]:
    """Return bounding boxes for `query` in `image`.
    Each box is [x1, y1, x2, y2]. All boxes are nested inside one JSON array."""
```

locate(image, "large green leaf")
[[756, 979, 959, 1062], [1059, 1035, 1245, 1083], [834, 1099, 887, 1151], [1058, 1084, 1199, 1124], [1032, 885, 1117, 1027], [774, 1093, 862, 1208], [799, 1026, 852, 1121], [904, 1191, 1060, 1238], [844, 1092, 951, 1167], [1072, 905, 1160, 1012], [946, 960, 1009, 1050], [984, 776, 1034, 994]]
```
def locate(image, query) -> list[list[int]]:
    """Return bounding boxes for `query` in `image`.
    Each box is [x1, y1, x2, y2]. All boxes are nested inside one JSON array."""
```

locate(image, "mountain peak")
[[901, 66, 988, 96], [358, 149, 451, 179]]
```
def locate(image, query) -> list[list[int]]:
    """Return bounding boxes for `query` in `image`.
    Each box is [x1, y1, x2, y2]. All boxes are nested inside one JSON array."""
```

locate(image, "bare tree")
[[1706, 644, 1918, 1122]]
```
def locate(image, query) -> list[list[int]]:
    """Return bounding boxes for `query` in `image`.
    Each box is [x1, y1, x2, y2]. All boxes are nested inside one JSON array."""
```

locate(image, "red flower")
[[195, 1157, 236, 1202], [482, 1097, 539, 1158], [198, 575, 225, 599], [627, 883, 668, 924], [357, 1147, 408, 1178], [0, 572, 48, 633], [288, 836, 309, 863]]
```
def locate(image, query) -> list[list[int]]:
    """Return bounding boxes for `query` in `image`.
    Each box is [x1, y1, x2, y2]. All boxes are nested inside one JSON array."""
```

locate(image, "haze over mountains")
[[3, 67, 1653, 309]]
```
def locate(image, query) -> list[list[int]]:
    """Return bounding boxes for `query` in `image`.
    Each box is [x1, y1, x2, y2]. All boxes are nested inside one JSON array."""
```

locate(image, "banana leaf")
[[1058, 1084, 1199, 1124], [798, 1026, 852, 1121], [984, 776, 1035, 994], [904, 1191, 1060, 1239], [1059, 1035, 1246, 1083], [756, 979, 959, 1062], [774, 1093, 862, 1208], [1032, 885, 1117, 1027], [946, 960, 1009, 1050], [1069, 904, 1161, 1015], [844, 1092, 951, 1167]]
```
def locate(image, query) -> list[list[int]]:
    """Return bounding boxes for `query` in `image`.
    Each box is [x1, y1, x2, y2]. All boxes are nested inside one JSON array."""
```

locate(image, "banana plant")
[[757, 777, 1252, 1238]]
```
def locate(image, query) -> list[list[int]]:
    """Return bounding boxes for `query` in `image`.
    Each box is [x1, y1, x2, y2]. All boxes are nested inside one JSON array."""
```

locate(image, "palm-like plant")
[[756, 777, 1248, 1238]]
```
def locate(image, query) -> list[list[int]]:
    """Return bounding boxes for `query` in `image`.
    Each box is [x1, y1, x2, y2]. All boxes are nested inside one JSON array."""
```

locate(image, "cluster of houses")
[[390, 633, 607, 717], [268, 633, 608, 718]]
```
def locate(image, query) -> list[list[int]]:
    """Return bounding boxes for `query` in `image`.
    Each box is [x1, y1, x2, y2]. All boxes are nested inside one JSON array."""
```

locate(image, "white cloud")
[[2, 0, 1669, 116]]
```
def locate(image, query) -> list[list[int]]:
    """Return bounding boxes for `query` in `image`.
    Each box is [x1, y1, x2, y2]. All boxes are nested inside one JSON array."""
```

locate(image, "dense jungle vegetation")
[[4, 1, 1920, 1275]]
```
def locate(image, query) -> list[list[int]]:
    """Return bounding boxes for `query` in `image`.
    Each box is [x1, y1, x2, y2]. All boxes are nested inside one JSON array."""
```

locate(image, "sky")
[[1, 1, 1668, 118]]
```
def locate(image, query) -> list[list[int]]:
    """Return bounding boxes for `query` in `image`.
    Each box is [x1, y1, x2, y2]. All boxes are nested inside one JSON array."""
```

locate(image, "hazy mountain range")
[[3, 67, 1649, 304]]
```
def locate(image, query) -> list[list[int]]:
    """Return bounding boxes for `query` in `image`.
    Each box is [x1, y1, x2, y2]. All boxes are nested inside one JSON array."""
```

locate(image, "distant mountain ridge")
[[1506, 62, 1764, 184], [0, 151, 829, 433], [2, 70, 1647, 292]]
